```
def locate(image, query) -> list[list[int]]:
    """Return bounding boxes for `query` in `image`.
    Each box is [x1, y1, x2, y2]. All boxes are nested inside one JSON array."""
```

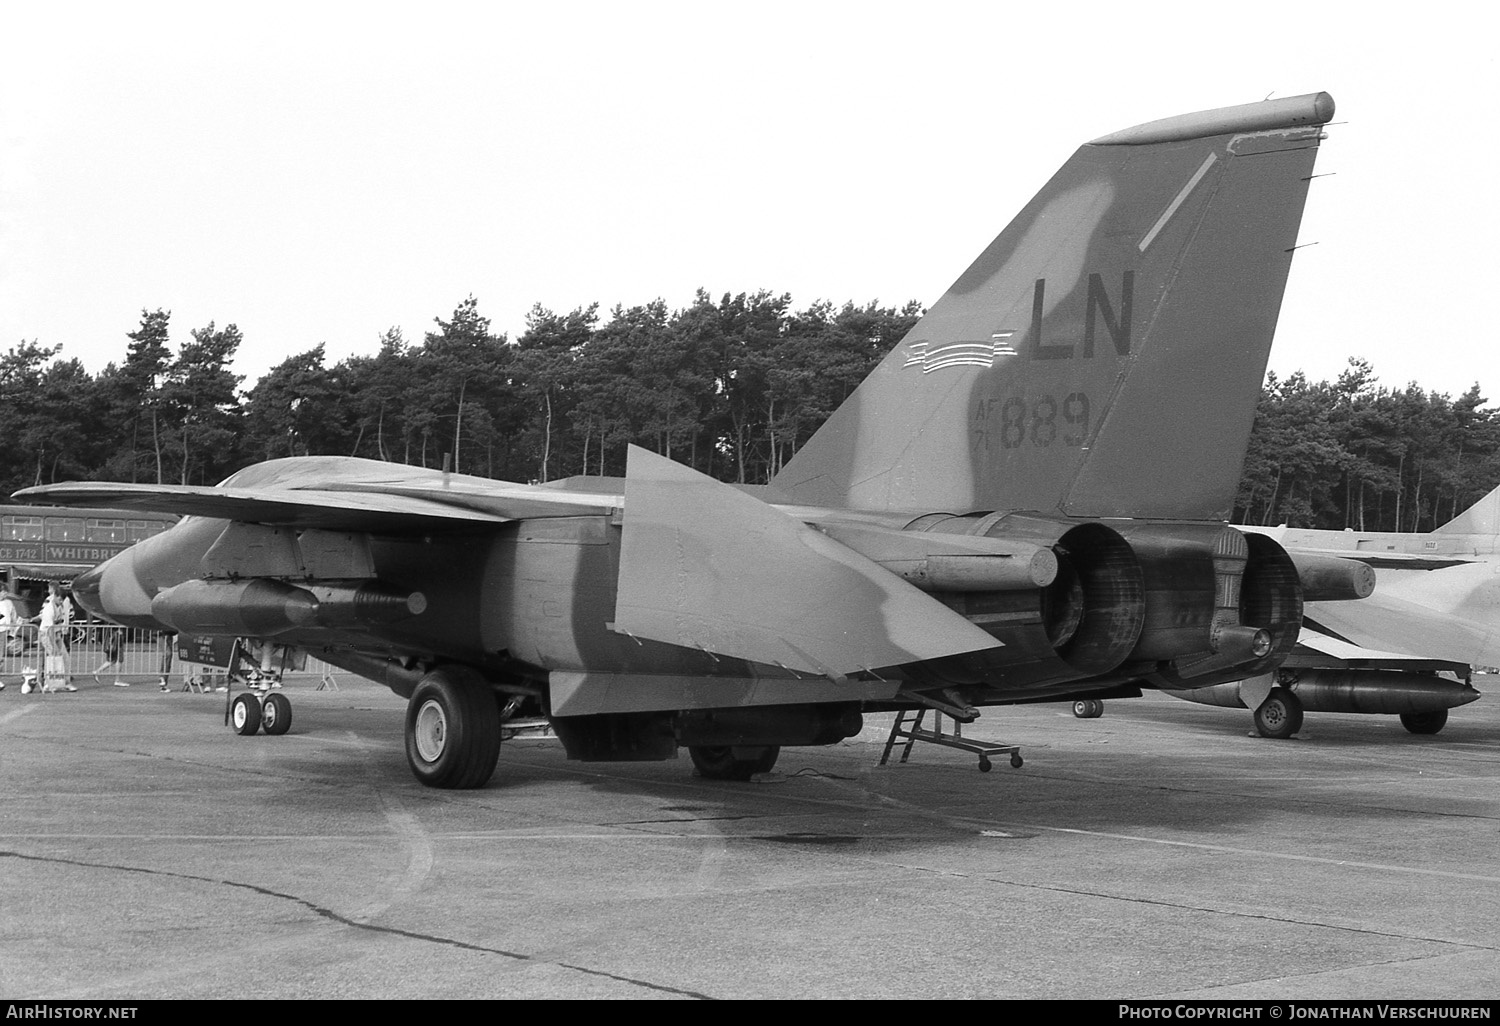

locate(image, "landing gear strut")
[[223, 638, 295, 737]]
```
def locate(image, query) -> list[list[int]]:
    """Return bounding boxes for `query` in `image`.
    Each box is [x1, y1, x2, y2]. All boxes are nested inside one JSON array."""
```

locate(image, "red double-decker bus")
[[1, 504, 175, 612]]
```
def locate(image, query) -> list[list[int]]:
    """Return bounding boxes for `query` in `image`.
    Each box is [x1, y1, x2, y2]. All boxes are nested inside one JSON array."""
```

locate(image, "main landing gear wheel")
[[1400, 709, 1448, 735], [404, 668, 501, 789], [261, 692, 292, 735], [688, 745, 780, 781], [1072, 699, 1104, 719], [1253, 687, 1303, 739], [231, 693, 262, 736]]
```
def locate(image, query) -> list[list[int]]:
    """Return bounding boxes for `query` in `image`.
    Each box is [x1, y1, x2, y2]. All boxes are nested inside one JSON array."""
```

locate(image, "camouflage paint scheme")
[[19, 93, 1356, 787], [769, 93, 1333, 520]]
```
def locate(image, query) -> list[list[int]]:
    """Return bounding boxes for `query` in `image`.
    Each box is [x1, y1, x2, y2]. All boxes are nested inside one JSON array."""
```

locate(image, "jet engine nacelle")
[[900, 512, 1145, 688], [1116, 524, 1301, 687], [900, 514, 1303, 692]]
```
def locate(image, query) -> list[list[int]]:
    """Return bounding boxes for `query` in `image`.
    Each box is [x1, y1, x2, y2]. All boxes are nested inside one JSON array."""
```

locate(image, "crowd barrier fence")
[[0, 623, 344, 688]]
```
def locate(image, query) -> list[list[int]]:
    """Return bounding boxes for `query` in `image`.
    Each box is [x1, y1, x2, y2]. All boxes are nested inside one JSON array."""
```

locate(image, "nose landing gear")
[[221, 638, 296, 736]]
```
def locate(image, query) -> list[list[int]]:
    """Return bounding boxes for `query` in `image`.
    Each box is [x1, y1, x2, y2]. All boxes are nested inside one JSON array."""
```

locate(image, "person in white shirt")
[[38, 583, 75, 693], [0, 588, 22, 691]]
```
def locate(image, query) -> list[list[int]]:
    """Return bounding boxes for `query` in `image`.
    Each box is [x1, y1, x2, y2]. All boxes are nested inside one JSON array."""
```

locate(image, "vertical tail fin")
[[771, 93, 1335, 520], [1435, 482, 1500, 539]]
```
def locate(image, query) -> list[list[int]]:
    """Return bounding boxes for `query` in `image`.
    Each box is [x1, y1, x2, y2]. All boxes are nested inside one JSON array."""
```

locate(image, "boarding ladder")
[[880, 707, 1023, 773]]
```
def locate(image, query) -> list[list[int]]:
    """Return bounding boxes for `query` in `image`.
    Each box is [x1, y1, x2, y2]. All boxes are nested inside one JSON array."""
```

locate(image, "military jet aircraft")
[[18, 92, 1359, 788], [1153, 627, 1479, 738], [1152, 485, 1499, 736], [1250, 482, 1500, 567], [1253, 482, 1500, 674]]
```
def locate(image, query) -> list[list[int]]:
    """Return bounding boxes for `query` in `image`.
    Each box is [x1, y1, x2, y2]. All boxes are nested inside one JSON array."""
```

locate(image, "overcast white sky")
[[3, 1, 1496, 400]]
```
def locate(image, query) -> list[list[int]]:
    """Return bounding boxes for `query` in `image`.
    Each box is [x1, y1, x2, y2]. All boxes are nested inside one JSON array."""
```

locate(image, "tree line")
[[2, 294, 921, 494], [1234, 361, 1500, 532], [4, 297, 1497, 533]]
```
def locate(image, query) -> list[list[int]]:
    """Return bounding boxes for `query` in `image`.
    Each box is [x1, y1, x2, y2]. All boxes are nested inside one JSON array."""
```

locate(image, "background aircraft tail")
[[770, 93, 1335, 520], [1435, 482, 1500, 538]]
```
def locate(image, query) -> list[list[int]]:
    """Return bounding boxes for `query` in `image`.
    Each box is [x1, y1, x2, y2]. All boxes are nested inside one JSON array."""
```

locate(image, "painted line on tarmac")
[[1007, 822, 1500, 884], [798, 771, 1500, 888], [0, 830, 929, 841]]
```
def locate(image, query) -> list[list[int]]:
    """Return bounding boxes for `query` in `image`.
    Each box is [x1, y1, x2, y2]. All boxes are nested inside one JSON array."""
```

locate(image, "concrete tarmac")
[[1, 676, 1497, 1000]]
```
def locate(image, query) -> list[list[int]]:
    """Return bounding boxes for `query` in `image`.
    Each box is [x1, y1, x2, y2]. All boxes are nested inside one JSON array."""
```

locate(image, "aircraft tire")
[[1399, 709, 1448, 735], [1253, 687, 1303, 740], [405, 669, 501, 789], [231, 693, 262, 736], [688, 745, 780, 781], [262, 692, 292, 736], [1072, 699, 1104, 719]]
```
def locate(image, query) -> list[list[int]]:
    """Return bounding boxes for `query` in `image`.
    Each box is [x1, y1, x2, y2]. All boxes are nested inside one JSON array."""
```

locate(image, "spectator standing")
[[38, 582, 75, 692], [157, 631, 176, 691], [0, 588, 23, 691]]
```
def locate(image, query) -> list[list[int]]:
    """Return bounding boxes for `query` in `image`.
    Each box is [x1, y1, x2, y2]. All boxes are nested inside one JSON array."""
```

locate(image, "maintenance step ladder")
[[880, 707, 1023, 773]]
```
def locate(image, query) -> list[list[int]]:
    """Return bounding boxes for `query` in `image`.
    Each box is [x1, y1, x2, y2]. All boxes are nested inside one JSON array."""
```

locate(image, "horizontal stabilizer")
[[612, 446, 1004, 677], [1306, 565, 1500, 669], [1294, 627, 1468, 672]]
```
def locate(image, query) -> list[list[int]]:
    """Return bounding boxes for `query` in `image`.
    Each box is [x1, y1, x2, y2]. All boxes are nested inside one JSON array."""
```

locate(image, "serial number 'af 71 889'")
[[973, 391, 1093, 450]]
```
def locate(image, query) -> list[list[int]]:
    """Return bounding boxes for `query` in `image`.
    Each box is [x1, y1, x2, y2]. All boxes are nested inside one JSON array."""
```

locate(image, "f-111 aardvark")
[[1164, 484, 1500, 738], [1252, 481, 1500, 679], [19, 92, 1363, 788]]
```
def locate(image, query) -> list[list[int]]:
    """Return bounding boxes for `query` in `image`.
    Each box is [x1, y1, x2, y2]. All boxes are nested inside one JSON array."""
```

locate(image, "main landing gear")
[[1399, 709, 1448, 735], [687, 745, 781, 781], [1252, 687, 1304, 739], [404, 668, 503, 789]]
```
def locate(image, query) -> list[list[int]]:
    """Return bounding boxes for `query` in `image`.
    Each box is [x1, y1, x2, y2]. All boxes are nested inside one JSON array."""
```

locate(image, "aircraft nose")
[[73, 548, 167, 630], [71, 562, 107, 619]]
